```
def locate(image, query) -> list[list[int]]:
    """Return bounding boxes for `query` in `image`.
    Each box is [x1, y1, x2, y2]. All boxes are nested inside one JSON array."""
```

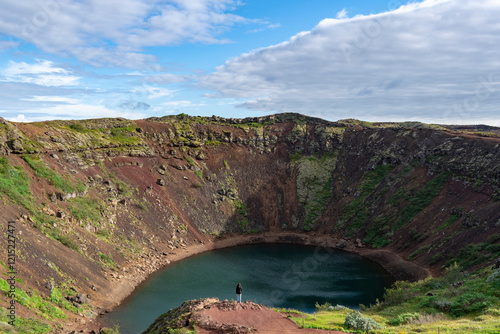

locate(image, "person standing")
[[236, 283, 242, 303]]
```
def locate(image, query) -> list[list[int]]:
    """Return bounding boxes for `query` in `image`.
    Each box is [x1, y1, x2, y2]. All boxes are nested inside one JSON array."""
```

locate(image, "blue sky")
[[0, 0, 499, 125]]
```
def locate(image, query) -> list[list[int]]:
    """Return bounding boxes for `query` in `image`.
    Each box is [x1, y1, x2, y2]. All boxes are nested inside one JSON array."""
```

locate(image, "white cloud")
[[0, 0, 246, 68], [5, 104, 147, 122], [335, 9, 348, 19], [161, 100, 205, 107], [8, 114, 28, 122], [2, 59, 80, 86], [22, 96, 80, 103], [142, 86, 175, 99], [201, 0, 500, 125]]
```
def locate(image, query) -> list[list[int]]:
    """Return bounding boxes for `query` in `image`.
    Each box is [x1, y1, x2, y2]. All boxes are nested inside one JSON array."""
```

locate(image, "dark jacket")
[[236, 284, 242, 294]]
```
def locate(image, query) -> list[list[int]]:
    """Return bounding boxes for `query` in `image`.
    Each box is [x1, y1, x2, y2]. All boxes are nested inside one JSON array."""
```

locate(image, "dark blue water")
[[100, 244, 394, 334]]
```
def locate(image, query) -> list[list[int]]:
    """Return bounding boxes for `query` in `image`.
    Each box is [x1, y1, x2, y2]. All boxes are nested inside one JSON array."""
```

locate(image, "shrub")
[[442, 262, 463, 285], [99, 252, 117, 269], [383, 281, 414, 306], [449, 292, 492, 317], [50, 229, 80, 252], [388, 312, 420, 326], [344, 311, 382, 332], [100, 325, 120, 334], [315, 302, 331, 312]]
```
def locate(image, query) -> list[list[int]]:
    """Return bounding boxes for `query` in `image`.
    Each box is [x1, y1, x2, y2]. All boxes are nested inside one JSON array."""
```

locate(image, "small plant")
[[449, 292, 492, 317], [344, 311, 382, 332], [100, 325, 121, 334], [99, 252, 117, 269], [315, 302, 332, 312], [388, 312, 420, 325], [50, 229, 80, 252]]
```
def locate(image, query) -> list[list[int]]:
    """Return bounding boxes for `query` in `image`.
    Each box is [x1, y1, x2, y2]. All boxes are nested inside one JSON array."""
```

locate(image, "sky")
[[0, 0, 499, 125]]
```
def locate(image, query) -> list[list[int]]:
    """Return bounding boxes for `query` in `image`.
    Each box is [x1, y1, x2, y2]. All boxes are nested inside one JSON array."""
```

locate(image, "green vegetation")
[[68, 197, 102, 223], [288, 265, 500, 333], [0, 307, 52, 333], [439, 212, 461, 231], [0, 279, 66, 322], [294, 152, 338, 231], [339, 164, 393, 231], [108, 126, 141, 145], [344, 311, 382, 332], [99, 252, 117, 269], [69, 123, 88, 133], [49, 287, 78, 313], [22, 155, 85, 193], [234, 200, 249, 231], [450, 234, 500, 269], [395, 172, 449, 229], [100, 325, 121, 334], [0, 156, 33, 210], [49, 229, 81, 252]]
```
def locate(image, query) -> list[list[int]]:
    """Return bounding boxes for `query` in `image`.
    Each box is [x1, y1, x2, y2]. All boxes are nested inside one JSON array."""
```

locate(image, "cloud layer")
[[201, 0, 500, 124], [0, 0, 245, 68]]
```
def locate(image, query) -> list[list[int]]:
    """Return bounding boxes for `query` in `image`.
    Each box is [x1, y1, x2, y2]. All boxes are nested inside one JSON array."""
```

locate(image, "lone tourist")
[[236, 283, 242, 302]]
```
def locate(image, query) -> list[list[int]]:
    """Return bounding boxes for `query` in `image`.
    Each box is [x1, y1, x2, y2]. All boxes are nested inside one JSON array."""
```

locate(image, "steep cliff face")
[[0, 113, 499, 331]]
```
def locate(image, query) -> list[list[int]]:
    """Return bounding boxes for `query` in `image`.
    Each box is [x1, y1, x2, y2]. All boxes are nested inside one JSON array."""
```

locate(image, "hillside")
[[0, 113, 499, 333]]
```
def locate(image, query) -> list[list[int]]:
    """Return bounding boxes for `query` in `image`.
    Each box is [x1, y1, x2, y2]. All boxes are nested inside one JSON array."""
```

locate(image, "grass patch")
[[0, 307, 52, 333], [339, 164, 393, 230], [69, 123, 88, 133], [108, 126, 141, 145], [395, 172, 449, 229], [194, 170, 203, 181], [49, 229, 81, 252], [234, 200, 249, 231], [450, 234, 500, 269], [0, 279, 67, 321], [0, 156, 34, 210], [68, 197, 102, 223], [22, 155, 85, 193], [99, 252, 117, 269]]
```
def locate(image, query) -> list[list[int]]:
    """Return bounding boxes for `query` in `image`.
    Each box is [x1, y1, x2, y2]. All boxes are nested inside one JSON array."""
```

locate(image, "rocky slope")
[[0, 113, 499, 333]]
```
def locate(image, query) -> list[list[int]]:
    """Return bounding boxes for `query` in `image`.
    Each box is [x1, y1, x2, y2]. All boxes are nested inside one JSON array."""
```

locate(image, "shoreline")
[[96, 232, 431, 317]]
